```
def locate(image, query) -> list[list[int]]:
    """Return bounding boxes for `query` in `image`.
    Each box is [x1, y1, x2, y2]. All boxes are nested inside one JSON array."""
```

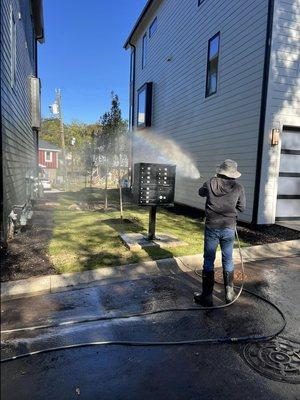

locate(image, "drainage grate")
[[243, 337, 300, 383]]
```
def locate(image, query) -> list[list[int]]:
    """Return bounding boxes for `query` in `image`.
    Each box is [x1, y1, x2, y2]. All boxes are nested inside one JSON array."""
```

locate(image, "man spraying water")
[[194, 159, 246, 307]]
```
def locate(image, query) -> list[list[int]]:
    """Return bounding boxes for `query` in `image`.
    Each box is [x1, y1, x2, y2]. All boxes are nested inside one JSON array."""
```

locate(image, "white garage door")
[[276, 127, 300, 220]]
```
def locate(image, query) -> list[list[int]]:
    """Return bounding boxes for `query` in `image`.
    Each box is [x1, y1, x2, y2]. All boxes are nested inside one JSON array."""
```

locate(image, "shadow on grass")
[[103, 215, 186, 271], [104, 218, 144, 233], [49, 188, 206, 274]]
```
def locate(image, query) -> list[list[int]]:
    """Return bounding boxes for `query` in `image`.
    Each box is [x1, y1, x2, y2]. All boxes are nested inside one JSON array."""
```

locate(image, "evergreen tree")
[[98, 92, 128, 215]]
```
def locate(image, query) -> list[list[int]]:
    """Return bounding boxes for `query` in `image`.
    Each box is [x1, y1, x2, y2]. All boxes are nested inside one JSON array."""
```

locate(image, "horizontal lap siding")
[[270, 0, 300, 125], [258, 0, 300, 224], [132, 0, 268, 223], [1, 0, 38, 242]]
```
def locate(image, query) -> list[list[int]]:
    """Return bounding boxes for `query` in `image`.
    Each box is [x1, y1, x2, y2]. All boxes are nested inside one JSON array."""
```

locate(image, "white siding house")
[[125, 0, 300, 225], [258, 0, 300, 223]]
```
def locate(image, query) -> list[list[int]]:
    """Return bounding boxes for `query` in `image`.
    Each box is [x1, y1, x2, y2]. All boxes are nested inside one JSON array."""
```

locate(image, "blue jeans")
[[203, 227, 235, 272]]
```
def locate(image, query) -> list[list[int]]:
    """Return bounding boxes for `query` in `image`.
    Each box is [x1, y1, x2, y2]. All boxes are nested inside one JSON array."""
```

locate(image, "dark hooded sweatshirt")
[[199, 177, 246, 229]]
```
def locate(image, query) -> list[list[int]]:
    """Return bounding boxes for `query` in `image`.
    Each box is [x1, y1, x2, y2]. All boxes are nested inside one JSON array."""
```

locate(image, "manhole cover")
[[243, 338, 300, 383]]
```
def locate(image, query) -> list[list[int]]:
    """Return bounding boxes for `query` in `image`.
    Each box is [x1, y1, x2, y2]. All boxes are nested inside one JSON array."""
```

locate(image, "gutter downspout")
[[252, 0, 275, 224], [129, 43, 136, 186]]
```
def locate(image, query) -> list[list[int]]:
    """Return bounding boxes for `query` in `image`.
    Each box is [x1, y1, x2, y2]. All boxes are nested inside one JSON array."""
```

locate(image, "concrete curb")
[[1, 239, 299, 300]]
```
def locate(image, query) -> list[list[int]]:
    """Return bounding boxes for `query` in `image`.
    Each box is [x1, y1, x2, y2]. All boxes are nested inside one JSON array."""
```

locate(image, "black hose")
[[1, 229, 245, 335], [1, 286, 286, 363], [1, 229, 287, 363]]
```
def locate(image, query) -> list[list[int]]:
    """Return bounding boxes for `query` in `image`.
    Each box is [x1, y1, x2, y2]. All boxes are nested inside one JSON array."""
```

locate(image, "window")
[[45, 151, 52, 162], [198, 0, 205, 5], [205, 32, 220, 97], [137, 82, 153, 128], [142, 33, 147, 68], [10, 6, 17, 87], [149, 17, 157, 38]]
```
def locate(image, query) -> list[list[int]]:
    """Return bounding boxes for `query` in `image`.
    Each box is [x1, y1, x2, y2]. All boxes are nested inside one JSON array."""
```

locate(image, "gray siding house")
[[0, 0, 44, 246], [125, 0, 300, 225]]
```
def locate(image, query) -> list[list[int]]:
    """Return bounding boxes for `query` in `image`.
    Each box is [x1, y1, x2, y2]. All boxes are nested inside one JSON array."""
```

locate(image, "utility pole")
[[56, 89, 67, 190], [70, 137, 76, 185]]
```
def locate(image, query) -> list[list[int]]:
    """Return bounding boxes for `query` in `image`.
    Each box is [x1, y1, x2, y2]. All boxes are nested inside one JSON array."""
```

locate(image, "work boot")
[[194, 270, 214, 307], [223, 271, 236, 304]]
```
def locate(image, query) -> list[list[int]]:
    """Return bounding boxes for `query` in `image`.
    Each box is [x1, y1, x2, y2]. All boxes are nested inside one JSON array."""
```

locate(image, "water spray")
[[132, 129, 201, 180]]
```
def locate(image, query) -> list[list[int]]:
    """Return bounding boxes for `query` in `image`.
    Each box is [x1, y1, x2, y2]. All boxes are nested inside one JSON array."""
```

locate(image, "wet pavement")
[[1, 256, 300, 399]]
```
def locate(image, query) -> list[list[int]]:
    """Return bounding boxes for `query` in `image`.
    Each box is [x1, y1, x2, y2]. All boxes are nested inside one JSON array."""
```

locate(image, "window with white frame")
[[149, 17, 157, 38], [142, 33, 147, 68], [10, 6, 17, 87], [45, 151, 52, 162], [205, 32, 220, 97]]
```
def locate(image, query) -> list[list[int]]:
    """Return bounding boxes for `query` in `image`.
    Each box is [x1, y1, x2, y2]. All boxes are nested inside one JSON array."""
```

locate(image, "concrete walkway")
[[1, 239, 300, 300]]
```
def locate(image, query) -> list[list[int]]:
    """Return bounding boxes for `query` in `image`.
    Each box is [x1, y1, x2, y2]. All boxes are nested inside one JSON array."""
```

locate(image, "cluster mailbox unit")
[[133, 163, 176, 239], [133, 163, 176, 205]]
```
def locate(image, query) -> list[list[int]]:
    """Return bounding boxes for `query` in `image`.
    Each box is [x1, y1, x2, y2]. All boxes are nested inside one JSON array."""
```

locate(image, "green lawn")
[[48, 188, 240, 274]]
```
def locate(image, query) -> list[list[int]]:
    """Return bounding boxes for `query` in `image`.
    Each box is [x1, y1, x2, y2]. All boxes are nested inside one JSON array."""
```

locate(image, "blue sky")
[[39, 0, 146, 124]]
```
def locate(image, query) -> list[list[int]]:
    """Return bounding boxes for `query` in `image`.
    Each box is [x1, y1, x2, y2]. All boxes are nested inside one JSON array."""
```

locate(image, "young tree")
[[98, 93, 128, 215], [98, 112, 112, 211], [109, 93, 128, 218]]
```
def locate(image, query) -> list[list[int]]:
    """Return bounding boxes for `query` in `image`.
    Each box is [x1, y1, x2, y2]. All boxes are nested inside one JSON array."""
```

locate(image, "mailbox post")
[[148, 206, 157, 240], [133, 163, 176, 240]]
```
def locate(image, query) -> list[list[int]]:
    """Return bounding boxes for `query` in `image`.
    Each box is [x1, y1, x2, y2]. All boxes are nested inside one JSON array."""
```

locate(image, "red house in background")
[[38, 140, 61, 181]]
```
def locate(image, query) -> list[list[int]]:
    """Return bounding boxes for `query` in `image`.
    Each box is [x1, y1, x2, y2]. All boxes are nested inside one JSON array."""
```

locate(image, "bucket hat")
[[216, 159, 241, 179]]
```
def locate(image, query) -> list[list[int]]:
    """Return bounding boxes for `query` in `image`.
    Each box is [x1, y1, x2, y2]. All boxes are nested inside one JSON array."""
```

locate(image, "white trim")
[[39, 148, 60, 152], [45, 151, 52, 162]]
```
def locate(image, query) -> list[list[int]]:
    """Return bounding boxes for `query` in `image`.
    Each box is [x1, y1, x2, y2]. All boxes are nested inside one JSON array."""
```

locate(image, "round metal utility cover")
[[243, 337, 300, 384]]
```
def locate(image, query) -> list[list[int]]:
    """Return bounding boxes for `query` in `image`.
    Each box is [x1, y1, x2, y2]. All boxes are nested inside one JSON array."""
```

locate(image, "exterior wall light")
[[271, 128, 280, 146]]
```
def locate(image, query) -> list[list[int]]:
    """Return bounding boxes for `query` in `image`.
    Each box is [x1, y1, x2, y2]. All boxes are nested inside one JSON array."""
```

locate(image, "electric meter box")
[[133, 163, 176, 206]]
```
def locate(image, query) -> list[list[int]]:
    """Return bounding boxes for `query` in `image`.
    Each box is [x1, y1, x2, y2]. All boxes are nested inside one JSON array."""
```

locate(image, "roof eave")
[[31, 0, 45, 43], [123, 0, 155, 49]]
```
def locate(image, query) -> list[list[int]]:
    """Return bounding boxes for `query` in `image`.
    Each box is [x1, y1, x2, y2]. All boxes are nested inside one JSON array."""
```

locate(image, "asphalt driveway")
[[1, 256, 299, 400]]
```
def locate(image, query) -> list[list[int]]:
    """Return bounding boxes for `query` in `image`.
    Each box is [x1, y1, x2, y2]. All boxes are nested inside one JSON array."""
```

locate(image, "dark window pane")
[[142, 34, 147, 68], [206, 33, 220, 97], [210, 57, 218, 73], [209, 35, 219, 59], [149, 17, 157, 37], [138, 89, 146, 126]]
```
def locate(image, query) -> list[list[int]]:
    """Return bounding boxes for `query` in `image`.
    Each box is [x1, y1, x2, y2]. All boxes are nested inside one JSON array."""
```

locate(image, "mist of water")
[[132, 129, 201, 180]]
